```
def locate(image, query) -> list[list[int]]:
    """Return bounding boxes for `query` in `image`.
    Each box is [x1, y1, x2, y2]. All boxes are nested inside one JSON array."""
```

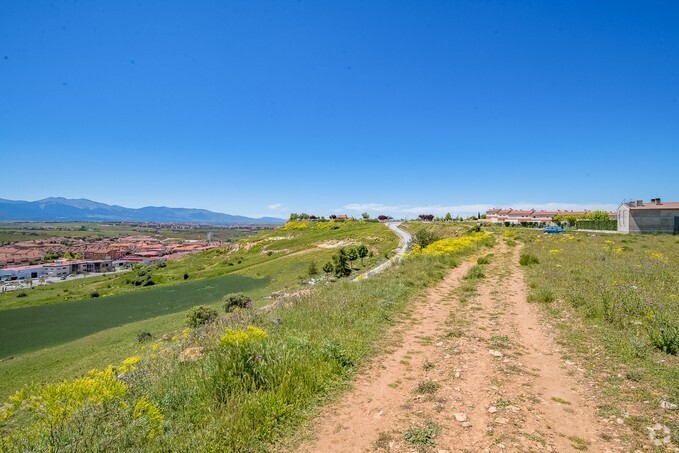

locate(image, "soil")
[[297, 243, 631, 452]]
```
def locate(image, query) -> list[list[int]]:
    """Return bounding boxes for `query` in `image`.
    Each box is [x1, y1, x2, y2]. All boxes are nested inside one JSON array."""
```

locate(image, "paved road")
[[354, 222, 412, 281]]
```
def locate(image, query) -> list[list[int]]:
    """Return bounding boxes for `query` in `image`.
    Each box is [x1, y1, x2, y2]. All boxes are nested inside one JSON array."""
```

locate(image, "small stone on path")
[[454, 412, 467, 422]]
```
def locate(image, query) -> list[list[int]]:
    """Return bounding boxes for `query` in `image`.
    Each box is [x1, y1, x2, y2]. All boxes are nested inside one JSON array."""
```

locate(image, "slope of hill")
[[0, 197, 284, 224]]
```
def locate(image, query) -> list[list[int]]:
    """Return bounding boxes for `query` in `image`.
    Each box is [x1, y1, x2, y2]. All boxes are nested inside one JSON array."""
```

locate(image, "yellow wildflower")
[[133, 397, 164, 439], [220, 326, 268, 348]]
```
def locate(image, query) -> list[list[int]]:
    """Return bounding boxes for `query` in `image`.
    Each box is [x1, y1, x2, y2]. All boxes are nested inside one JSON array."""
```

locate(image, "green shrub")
[[185, 305, 219, 328], [137, 332, 152, 343], [16, 292, 27, 298], [90, 292, 100, 298], [506, 239, 517, 247], [322, 340, 354, 368], [414, 229, 440, 249], [519, 253, 539, 266], [223, 293, 253, 312], [646, 316, 679, 355]]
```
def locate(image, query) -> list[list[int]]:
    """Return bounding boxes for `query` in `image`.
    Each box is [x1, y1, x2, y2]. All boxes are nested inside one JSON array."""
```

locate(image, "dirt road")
[[299, 243, 629, 452]]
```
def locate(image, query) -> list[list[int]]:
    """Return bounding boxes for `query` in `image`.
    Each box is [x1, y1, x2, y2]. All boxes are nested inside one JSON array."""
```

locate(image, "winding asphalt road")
[[355, 222, 412, 281]]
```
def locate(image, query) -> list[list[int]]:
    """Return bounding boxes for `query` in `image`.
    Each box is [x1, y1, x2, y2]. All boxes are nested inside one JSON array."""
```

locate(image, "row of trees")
[[289, 213, 320, 220], [552, 210, 611, 226], [419, 213, 486, 222], [308, 246, 371, 279]]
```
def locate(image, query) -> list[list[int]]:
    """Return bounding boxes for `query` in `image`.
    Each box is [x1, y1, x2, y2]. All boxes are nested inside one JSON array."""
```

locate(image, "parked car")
[[543, 225, 564, 234]]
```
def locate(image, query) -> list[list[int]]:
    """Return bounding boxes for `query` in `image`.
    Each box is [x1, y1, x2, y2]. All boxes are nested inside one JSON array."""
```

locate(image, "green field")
[[0, 220, 397, 400], [0, 274, 268, 357]]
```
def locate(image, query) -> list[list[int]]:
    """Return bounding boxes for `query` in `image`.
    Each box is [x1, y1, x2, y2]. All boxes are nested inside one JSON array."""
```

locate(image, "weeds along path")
[[296, 254, 478, 452], [298, 243, 630, 452]]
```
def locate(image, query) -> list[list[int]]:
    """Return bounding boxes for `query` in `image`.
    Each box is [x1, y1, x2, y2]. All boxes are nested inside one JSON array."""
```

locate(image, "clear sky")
[[1, 1, 678, 218]]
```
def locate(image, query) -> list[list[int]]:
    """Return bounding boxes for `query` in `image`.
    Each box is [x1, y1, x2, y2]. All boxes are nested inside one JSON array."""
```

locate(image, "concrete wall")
[[626, 209, 679, 234], [617, 206, 630, 233]]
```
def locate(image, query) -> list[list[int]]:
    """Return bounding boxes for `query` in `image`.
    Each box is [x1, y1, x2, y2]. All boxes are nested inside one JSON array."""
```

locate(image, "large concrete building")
[[0, 259, 112, 280], [617, 198, 679, 234]]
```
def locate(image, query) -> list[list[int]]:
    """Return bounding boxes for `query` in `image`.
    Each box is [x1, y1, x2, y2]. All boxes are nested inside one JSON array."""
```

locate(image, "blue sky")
[[1, 1, 677, 218]]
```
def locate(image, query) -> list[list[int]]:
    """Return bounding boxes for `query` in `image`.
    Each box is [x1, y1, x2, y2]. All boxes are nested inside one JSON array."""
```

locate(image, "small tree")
[[361, 212, 370, 220], [414, 229, 440, 249], [308, 261, 318, 277], [347, 247, 359, 269], [223, 293, 252, 312], [289, 213, 299, 221], [322, 262, 334, 275], [588, 210, 610, 221], [418, 214, 434, 221], [333, 249, 351, 277], [357, 245, 369, 266], [377, 215, 393, 221], [445, 212, 452, 222]]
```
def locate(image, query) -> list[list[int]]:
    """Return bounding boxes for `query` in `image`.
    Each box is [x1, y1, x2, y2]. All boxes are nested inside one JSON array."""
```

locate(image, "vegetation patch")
[[519, 253, 539, 266], [415, 379, 440, 394], [403, 421, 441, 447], [528, 287, 555, 304], [0, 245, 468, 450]]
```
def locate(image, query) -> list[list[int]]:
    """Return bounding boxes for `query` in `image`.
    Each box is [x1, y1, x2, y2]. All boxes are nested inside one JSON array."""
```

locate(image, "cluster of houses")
[[484, 208, 617, 224], [486, 198, 679, 234], [0, 235, 223, 280]]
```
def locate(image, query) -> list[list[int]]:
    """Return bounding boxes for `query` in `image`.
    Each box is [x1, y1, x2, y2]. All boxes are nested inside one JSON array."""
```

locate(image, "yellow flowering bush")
[[118, 356, 141, 374], [282, 220, 309, 230], [549, 249, 562, 254], [0, 366, 127, 437], [412, 232, 493, 256], [133, 397, 164, 439], [219, 326, 268, 348]]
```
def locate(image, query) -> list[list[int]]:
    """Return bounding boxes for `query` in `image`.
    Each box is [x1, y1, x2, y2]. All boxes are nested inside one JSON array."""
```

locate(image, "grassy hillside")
[[0, 220, 396, 399], [0, 220, 394, 310], [0, 223, 494, 450]]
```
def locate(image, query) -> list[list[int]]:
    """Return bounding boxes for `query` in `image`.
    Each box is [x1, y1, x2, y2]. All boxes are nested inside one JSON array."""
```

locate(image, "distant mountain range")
[[0, 197, 285, 225]]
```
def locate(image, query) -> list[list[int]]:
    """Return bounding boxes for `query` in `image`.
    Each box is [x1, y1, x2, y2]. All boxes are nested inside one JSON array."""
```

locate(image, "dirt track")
[[298, 243, 630, 452]]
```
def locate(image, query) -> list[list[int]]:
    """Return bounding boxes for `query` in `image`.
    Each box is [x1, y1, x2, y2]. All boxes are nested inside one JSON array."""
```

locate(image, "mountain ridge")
[[0, 197, 285, 224]]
